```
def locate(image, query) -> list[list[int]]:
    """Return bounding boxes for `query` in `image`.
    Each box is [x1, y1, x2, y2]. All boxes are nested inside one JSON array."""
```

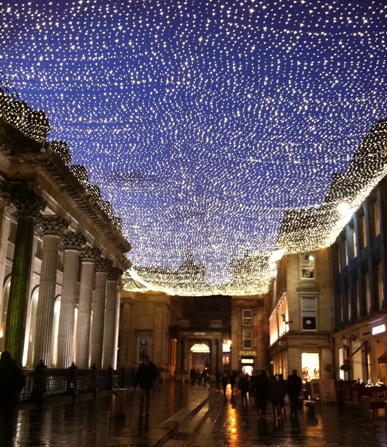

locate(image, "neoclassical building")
[[0, 90, 131, 370]]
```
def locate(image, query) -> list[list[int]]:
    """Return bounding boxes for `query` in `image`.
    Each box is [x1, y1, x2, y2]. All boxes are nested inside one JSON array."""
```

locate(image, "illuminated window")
[[377, 262, 384, 310], [372, 200, 380, 237], [138, 334, 149, 362], [242, 309, 252, 326], [302, 352, 319, 382], [243, 330, 252, 349], [351, 225, 357, 258], [300, 253, 315, 279], [365, 271, 371, 315], [359, 214, 366, 249], [301, 296, 317, 330]]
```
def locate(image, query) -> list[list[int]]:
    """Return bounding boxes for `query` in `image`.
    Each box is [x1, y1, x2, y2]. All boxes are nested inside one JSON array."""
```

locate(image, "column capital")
[[80, 246, 102, 263], [62, 231, 87, 251], [95, 257, 113, 273], [11, 192, 46, 218], [0, 192, 11, 211], [107, 265, 123, 281], [37, 215, 69, 237]]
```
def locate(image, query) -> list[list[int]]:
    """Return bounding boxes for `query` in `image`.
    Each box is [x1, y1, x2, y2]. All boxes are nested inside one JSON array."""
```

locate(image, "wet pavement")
[[1, 382, 387, 446]]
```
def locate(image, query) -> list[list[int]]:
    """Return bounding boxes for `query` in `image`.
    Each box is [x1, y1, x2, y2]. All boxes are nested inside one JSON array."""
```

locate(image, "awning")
[[378, 351, 387, 364]]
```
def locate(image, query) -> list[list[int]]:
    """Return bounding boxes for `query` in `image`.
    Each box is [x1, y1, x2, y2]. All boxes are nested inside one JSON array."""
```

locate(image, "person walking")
[[134, 355, 159, 417], [0, 351, 26, 408], [287, 369, 302, 415], [221, 372, 229, 396], [0, 351, 26, 444], [278, 374, 287, 415], [268, 375, 281, 418], [254, 370, 269, 416], [238, 372, 251, 408]]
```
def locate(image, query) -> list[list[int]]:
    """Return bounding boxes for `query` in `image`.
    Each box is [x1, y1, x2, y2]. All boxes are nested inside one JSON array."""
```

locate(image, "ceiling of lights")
[[1, 0, 387, 296]]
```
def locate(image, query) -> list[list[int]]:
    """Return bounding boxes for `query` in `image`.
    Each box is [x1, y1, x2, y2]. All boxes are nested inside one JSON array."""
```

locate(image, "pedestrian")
[[254, 370, 269, 416], [238, 372, 251, 408], [268, 375, 281, 418], [0, 351, 26, 444], [287, 369, 302, 415], [229, 371, 236, 396], [134, 355, 159, 416], [278, 374, 287, 414], [0, 351, 25, 408], [221, 372, 229, 396]]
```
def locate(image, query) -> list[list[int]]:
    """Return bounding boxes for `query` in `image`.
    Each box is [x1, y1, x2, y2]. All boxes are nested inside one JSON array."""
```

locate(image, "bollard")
[[361, 395, 371, 420]]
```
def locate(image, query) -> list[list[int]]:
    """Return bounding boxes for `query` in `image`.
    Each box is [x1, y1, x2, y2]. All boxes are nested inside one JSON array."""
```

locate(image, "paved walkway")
[[1, 383, 387, 446]]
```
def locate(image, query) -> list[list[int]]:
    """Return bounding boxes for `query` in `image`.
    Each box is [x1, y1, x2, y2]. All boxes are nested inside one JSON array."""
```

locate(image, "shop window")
[[243, 330, 252, 349], [300, 253, 315, 279], [301, 296, 317, 330], [242, 309, 252, 326], [301, 352, 319, 382]]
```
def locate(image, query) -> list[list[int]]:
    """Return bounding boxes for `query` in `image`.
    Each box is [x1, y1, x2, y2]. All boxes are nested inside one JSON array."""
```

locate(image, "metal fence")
[[19, 366, 135, 403]]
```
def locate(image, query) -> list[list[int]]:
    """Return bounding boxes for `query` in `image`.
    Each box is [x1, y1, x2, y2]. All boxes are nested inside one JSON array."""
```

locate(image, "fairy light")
[[1, 0, 387, 296]]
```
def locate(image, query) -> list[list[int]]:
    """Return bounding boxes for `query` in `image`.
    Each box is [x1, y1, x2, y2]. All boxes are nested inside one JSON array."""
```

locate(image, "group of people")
[[221, 368, 303, 417], [189, 367, 210, 386]]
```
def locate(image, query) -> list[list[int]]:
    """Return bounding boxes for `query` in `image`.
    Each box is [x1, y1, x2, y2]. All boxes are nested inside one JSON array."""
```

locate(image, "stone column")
[[217, 339, 224, 375], [102, 266, 122, 369], [210, 338, 217, 376], [5, 193, 45, 364], [33, 216, 69, 366], [75, 247, 101, 369], [56, 232, 87, 368], [90, 258, 110, 369]]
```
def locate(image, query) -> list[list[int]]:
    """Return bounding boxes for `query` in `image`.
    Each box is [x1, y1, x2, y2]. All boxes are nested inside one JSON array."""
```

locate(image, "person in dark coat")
[[268, 375, 281, 418], [0, 351, 25, 408], [238, 372, 251, 408], [254, 370, 269, 416], [134, 355, 159, 416], [287, 369, 303, 415], [0, 351, 26, 444], [278, 374, 287, 414], [221, 372, 229, 396]]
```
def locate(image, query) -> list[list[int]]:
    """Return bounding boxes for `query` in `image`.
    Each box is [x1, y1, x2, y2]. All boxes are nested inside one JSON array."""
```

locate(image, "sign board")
[[361, 386, 387, 409], [318, 379, 337, 402]]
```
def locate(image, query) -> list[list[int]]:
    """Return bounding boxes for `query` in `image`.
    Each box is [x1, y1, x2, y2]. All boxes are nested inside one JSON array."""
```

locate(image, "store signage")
[[372, 324, 386, 336], [239, 351, 256, 356], [241, 359, 254, 364]]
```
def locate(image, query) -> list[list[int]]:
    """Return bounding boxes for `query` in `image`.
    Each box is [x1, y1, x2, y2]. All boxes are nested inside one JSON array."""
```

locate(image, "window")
[[243, 330, 252, 349], [301, 296, 317, 330], [138, 334, 149, 362], [242, 309, 252, 326], [300, 253, 315, 279], [365, 271, 371, 315], [377, 262, 384, 310], [351, 225, 357, 258], [359, 214, 367, 249], [373, 200, 380, 237]]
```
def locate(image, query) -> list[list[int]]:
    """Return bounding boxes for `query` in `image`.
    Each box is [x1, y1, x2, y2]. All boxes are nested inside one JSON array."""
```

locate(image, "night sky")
[[1, 0, 387, 295]]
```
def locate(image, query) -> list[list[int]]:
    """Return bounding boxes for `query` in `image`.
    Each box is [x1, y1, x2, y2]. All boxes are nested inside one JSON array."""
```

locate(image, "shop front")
[[334, 317, 387, 385], [239, 350, 256, 376]]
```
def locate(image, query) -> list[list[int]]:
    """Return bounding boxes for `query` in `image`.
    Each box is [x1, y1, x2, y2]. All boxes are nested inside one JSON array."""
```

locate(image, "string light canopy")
[[1, 0, 387, 296]]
